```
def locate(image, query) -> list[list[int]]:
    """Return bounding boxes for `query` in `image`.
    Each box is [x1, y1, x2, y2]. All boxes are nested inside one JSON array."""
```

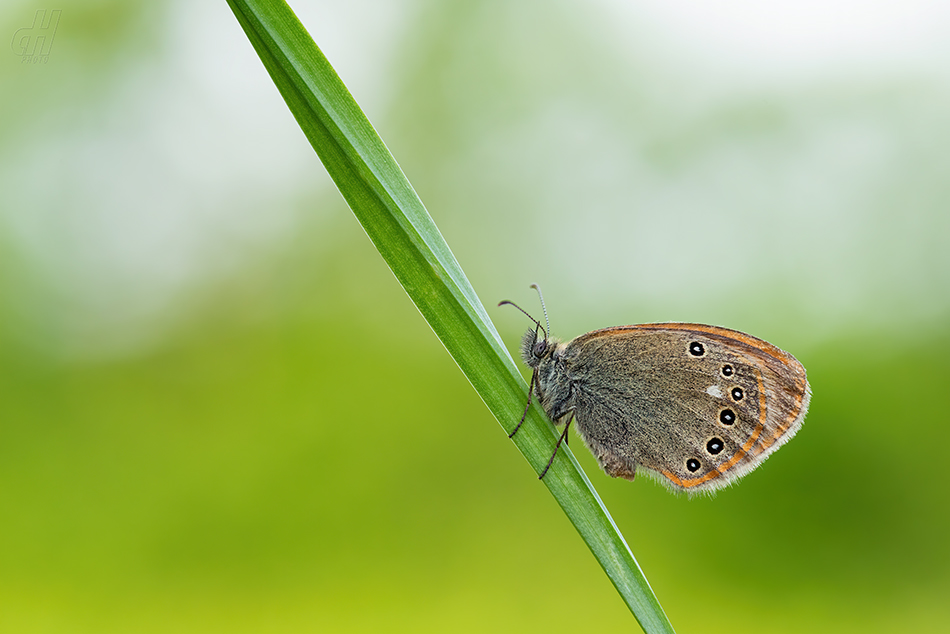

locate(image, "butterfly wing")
[[562, 323, 810, 493]]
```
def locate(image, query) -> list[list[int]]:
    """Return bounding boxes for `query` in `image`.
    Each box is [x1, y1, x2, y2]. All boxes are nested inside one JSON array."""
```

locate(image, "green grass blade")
[[225, 2, 675, 632]]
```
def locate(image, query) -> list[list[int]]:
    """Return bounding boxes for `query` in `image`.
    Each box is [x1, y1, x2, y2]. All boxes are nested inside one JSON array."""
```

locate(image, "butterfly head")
[[519, 327, 556, 369]]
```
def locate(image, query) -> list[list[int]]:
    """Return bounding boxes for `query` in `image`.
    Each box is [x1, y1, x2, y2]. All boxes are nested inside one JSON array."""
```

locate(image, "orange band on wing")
[[659, 422, 764, 488], [623, 323, 799, 366], [750, 373, 806, 458]]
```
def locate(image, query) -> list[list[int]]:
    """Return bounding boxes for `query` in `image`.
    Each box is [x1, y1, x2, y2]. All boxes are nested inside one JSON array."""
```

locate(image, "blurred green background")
[[2, 1, 950, 632]]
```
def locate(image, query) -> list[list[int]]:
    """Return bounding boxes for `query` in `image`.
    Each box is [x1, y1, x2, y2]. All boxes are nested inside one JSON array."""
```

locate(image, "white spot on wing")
[[706, 385, 723, 398]]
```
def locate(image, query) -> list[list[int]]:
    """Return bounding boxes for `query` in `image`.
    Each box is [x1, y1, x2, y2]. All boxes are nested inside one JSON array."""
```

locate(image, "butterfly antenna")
[[497, 299, 546, 339], [530, 284, 551, 336]]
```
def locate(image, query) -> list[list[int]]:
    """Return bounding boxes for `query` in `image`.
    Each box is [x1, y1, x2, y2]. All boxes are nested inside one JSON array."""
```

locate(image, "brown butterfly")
[[502, 286, 810, 493]]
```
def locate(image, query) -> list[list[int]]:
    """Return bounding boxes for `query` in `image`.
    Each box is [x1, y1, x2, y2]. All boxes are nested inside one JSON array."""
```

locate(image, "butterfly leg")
[[509, 367, 538, 439], [539, 414, 574, 479]]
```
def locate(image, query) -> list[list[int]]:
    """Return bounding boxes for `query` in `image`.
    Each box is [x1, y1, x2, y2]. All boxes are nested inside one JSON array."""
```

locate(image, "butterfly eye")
[[721, 364, 734, 377], [686, 458, 701, 473], [533, 339, 547, 357], [706, 438, 725, 455], [688, 341, 705, 357], [719, 409, 736, 426], [730, 387, 744, 401]]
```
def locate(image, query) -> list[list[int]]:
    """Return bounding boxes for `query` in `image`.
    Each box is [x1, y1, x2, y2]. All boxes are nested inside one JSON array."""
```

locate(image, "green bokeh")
[[2, 1, 949, 632], [3, 243, 949, 632]]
